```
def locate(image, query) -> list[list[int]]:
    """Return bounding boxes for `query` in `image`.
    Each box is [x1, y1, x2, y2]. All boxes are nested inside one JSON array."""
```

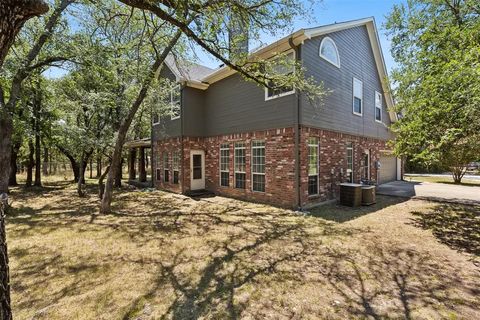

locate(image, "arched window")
[[319, 37, 340, 68]]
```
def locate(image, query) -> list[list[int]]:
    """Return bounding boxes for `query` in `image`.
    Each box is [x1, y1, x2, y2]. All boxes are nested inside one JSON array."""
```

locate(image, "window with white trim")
[[156, 153, 161, 181], [375, 91, 382, 122], [173, 151, 180, 184], [163, 152, 169, 183], [220, 143, 230, 187], [265, 51, 295, 100], [353, 78, 363, 115], [346, 142, 354, 183], [234, 142, 246, 189], [153, 113, 159, 124], [251, 141, 265, 192], [308, 137, 319, 195], [319, 37, 340, 68], [170, 85, 181, 120]]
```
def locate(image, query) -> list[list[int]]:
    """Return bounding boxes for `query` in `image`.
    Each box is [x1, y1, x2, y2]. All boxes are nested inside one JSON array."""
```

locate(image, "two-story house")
[[151, 17, 401, 208]]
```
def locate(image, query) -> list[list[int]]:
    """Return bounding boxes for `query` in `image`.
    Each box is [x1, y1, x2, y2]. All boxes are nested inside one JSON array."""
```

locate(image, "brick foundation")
[[153, 126, 393, 208]]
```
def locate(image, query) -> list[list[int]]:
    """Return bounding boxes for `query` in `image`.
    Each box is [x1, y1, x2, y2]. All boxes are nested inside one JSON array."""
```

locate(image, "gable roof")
[[164, 55, 215, 84], [168, 17, 397, 122]]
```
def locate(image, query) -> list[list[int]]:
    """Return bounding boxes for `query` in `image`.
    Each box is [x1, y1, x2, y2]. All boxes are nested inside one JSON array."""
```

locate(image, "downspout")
[[180, 83, 185, 194], [288, 37, 301, 210]]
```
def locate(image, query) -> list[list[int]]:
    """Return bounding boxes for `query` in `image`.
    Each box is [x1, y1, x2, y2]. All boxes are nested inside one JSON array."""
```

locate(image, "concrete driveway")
[[377, 180, 480, 204]]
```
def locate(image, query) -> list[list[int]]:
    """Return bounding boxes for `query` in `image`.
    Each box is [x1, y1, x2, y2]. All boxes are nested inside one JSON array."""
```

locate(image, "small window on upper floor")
[[353, 78, 363, 116], [170, 85, 181, 120], [265, 51, 295, 100], [319, 37, 340, 68], [375, 91, 382, 122]]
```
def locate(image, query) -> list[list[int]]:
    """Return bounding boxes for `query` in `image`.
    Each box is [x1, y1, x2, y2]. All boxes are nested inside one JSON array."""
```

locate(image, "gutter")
[[288, 37, 302, 210]]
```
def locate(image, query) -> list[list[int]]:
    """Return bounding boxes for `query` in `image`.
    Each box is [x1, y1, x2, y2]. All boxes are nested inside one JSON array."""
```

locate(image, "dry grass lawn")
[[406, 174, 480, 187], [6, 177, 480, 319]]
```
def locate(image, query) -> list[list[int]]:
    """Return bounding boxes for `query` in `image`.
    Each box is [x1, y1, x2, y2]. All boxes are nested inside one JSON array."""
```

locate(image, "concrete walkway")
[[377, 180, 480, 205]]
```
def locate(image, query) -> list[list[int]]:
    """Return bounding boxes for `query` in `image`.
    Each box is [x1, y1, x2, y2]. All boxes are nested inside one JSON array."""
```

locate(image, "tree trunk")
[[34, 130, 41, 187], [451, 166, 465, 184], [138, 147, 146, 182], [114, 157, 123, 188], [0, 0, 49, 67], [128, 148, 136, 180], [89, 157, 93, 179], [98, 165, 110, 200], [8, 143, 19, 186], [26, 140, 35, 187], [96, 154, 102, 178], [77, 154, 85, 197], [0, 194, 12, 320], [0, 115, 13, 193], [57, 145, 79, 182], [42, 146, 48, 176], [100, 30, 182, 214]]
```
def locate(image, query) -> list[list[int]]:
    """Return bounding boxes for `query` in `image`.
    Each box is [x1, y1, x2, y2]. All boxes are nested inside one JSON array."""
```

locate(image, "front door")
[[190, 150, 205, 190]]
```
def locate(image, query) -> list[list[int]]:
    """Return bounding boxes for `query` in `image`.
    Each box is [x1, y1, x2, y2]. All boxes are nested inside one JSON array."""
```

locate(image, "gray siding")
[[182, 87, 205, 137], [300, 26, 394, 141], [203, 74, 296, 136], [152, 66, 181, 140]]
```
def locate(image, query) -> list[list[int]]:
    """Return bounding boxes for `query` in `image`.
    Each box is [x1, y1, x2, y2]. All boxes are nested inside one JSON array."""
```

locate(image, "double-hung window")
[[172, 151, 180, 184], [170, 85, 181, 120], [375, 91, 382, 122], [234, 142, 246, 189], [353, 78, 363, 116], [265, 51, 295, 100], [308, 138, 319, 195], [251, 141, 265, 192], [163, 153, 169, 183], [156, 153, 161, 181], [346, 142, 354, 183], [220, 143, 230, 187]]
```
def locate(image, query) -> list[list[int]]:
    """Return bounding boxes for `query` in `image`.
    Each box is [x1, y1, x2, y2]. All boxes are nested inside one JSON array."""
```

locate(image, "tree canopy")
[[386, 0, 480, 182]]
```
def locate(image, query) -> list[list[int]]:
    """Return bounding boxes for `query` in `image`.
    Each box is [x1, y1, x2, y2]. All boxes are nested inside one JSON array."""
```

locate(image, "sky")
[[44, 0, 406, 78], [196, 0, 406, 73]]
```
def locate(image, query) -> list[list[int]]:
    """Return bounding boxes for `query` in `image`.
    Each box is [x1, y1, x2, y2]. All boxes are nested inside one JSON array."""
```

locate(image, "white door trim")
[[190, 150, 205, 190], [396, 157, 402, 180]]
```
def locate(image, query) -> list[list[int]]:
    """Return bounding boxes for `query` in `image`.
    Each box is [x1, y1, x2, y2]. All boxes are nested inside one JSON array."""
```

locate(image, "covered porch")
[[124, 138, 152, 188]]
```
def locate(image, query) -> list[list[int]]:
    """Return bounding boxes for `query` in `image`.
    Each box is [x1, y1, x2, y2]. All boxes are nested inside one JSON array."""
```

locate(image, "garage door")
[[379, 156, 397, 184]]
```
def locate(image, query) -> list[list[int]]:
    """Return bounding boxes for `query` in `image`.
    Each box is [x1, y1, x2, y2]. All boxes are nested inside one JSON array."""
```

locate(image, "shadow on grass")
[[7, 179, 480, 319], [308, 195, 408, 223], [411, 203, 480, 256]]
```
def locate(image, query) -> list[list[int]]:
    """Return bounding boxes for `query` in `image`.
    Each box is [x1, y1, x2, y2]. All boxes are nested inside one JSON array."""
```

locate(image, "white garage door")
[[379, 156, 397, 184]]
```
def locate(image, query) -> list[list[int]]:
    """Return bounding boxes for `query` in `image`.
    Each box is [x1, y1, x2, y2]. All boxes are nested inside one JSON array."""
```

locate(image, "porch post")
[[138, 147, 147, 182], [128, 148, 136, 180]]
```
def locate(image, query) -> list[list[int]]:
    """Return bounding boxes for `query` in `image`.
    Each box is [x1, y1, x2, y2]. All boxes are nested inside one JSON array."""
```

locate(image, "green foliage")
[[386, 0, 480, 172]]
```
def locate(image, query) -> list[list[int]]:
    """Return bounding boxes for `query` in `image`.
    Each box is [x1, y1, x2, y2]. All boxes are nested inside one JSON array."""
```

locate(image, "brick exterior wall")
[[299, 126, 390, 206], [153, 126, 394, 208]]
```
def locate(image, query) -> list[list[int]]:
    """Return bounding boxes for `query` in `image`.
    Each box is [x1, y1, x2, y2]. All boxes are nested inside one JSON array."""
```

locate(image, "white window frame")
[[346, 142, 354, 183], [219, 143, 230, 187], [251, 140, 265, 193], [319, 36, 340, 68], [170, 84, 181, 120], [308, 138, 319, 196], [163, 152, 170, 183], [152, 113, 160, 125], [375, 91, 383, 123], [264, 50, 296, 101], [172, 151, 180, 184], [234, 142, 246, 189], [353, 78, 363, 116]]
